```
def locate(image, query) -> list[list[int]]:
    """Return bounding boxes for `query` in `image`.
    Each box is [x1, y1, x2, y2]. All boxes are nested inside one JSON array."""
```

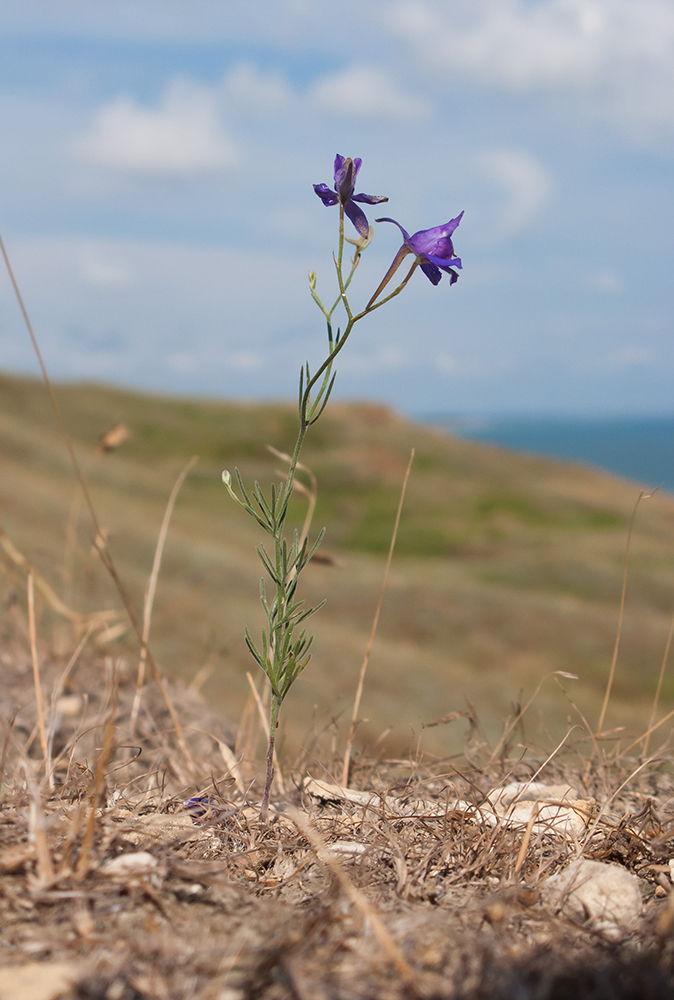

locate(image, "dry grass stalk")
[[75, 691, 118, 878], [234, 683, 260, 769], [587, 490, 653, 779], [63, 425, 130, 590], [0, 228, 191, 768], [644, 606, 674, 757], [1, 528, 87, 625], [341, 448, 414, 788], [246, 671, 285, 794], [46, 625, 95, 786], [218, 739, 246, 795], [130, 454, 198, 730], [514, 800, 539, 875], [490, 670, 579, 766], [287, 806, 419, 993], [26, 572, 48, 767], [624, 705, 674, 755], [23, 761, 55, 885]]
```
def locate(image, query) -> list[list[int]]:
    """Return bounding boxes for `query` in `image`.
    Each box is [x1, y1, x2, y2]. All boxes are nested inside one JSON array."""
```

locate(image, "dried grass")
[[2, 623, 674, 999], [3, 231, 674, 998]]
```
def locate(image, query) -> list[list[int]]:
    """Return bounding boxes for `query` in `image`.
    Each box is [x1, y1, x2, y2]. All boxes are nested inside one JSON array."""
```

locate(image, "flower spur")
[[367, 212, 464, 309]]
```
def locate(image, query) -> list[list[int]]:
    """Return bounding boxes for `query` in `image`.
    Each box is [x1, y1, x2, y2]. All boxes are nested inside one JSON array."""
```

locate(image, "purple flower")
[[313, 155, 388, 238], [376, 213, 464, 286]]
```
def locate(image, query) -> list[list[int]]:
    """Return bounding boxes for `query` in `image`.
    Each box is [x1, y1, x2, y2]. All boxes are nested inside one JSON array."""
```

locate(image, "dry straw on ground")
[[3, 629, 674, 1000]]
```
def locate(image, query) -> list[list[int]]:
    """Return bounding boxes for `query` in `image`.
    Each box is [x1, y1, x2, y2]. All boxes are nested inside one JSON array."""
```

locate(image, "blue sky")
[[0, 0, 672, 414]]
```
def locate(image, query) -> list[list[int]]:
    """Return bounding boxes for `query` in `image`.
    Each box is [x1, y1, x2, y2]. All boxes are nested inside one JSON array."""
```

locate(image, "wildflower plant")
[[223, 155, 463, 821]]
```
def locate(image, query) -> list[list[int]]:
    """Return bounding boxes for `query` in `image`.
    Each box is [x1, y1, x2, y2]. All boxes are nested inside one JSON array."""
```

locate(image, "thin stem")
[[247, 205, 424, 821], [643, 605, 674, 757], [337, 205, 345, 280], [334, 206, 354, 322], [366, 247, 413, 310], [341, 449, 415, 787], [27, 573, 48, 767], [359, 261, 419, 318], [326, 249, 361, 319], [130, 455, 197, 731], [259, 693, 282, 822], [0, 227, 191, 768], [246, 671, 285, 793], [585, 490, 652, 780]]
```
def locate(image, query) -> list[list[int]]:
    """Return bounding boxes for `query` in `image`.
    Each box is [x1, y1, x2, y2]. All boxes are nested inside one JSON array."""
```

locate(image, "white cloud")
[[587, 269, 621, 293], [435, 352, 458, 375], [168, 351, 198, 372], [389, 0, 674, 135], [223, 62, 293, 112], [80, 252, 132, 288], [312, 65, 431, 121], [230, 352, 264, 371], [339, 347, 408, 375], [605, 346, 655, 369], [73, 78, 241, 174], [0, 236, 316, 390], [476, 148, 553, 238]]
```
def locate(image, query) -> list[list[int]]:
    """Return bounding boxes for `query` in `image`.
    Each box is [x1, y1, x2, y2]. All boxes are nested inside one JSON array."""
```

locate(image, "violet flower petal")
[[315, 155, 388, 236], [420, 260, 443, 285], [334, 156, 361, 201], [352, 192, 389, 205], [313, 184, 339, 206], [344, 199, 370, 239], [374, 213, 464, 289], [425, 253, 462, 270]]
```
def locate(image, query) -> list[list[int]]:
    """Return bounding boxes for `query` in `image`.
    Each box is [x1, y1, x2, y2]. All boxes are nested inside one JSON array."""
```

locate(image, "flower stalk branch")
[[224, 154, 464, 820]]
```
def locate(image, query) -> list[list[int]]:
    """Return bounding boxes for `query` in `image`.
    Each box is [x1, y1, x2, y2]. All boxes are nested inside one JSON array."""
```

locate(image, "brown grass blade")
[[130, 455, 198, 730], [585, 489, 654, 779], [643, 606, 674, 757], [341, 448, 414, 787], [0, 228, 190, 769], [287, 806, 418, 993], [27, 572, 48, 768]]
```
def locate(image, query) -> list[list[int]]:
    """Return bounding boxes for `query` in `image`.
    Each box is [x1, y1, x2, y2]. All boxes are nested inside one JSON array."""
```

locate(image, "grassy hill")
[[2, 370, 674, 759]]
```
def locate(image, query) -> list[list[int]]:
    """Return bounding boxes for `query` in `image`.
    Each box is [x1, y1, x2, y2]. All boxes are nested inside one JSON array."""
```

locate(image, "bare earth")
[[3, 625, 674, 1000]]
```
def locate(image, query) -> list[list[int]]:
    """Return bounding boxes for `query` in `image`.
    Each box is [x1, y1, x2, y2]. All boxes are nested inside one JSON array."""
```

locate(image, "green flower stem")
[[241, 211, 422, 822], [259, 691, 282, 824], [358, 261, 419, 319]]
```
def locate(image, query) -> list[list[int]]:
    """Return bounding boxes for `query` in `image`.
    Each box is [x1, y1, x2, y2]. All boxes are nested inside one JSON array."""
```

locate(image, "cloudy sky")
[[0, 0, 672, 414]]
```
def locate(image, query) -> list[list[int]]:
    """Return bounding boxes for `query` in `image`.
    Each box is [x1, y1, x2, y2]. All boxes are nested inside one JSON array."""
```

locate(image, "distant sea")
[[421, 415, 674, 495]]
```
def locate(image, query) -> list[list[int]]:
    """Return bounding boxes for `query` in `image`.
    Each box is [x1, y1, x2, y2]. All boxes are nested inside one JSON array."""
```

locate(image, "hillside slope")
[[2, 371, 674, 757]]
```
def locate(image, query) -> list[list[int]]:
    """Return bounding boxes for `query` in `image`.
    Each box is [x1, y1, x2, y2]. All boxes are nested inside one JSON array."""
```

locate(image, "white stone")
[[487, 781, 594, 836], [100, 851, 158, 877], [542, 859, 643, 940]]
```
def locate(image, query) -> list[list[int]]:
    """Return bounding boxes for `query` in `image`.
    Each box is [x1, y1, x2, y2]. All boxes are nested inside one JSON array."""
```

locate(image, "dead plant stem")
[[76, 691, 118, 878], [644, 606, 674, 757], [130, 455, 197, 730], [0, 227, 191, 769], [341, 448, 414, 787], [27, 572, 48, 768], [586, 490, 652, 780], [288, 807, 418, 993]]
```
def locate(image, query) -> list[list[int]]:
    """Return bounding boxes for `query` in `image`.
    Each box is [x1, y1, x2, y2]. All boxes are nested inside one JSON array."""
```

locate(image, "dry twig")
[[342, 448, 414, 787]]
